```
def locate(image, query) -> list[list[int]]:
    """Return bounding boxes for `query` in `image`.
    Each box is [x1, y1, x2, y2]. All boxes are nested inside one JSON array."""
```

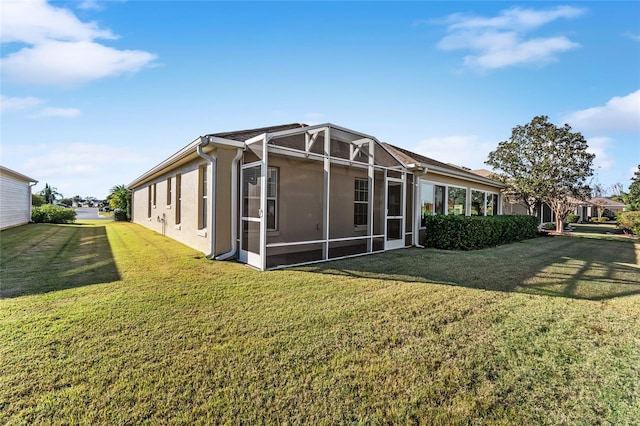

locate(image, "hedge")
[[31, 204, 76, 224], [423, 214, 539, 250], [618, 211, 640, 236], [113, 208, 129, 221], [566, 214, 579, 223]]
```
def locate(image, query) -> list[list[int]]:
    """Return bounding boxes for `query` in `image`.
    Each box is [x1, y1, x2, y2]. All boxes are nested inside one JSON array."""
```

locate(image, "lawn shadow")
[[0, 224, 121, 298], [295, 236, 640, 301]]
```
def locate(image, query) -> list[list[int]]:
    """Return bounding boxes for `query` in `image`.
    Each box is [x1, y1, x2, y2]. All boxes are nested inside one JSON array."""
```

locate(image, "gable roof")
[[208, 123, 306, 142], [582, 197, 626, 208], [383, 144, 505, 188], [0, 165, 38, 183]]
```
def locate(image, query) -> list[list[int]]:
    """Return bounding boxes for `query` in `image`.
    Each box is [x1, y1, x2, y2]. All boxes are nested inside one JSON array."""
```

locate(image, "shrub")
[[31, 204, 76, 224], [422, 214, 538, 250], [598, 217, 608, 222], [566, 214, 579, 223], [542, 222, 555, 230], [618, 211, 640, 236], [113, 208, 129, 222]]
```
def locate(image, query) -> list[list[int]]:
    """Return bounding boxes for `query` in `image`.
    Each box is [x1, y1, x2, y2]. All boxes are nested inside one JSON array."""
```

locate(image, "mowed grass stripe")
[[1, 221, 639, 424]]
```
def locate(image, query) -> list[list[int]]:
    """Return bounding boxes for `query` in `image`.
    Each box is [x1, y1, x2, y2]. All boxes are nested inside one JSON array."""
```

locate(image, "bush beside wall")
[[423, 215, 539, 250], [618, 211, 640, 236], [566, 214, 579, 223], [113, 208, 129, 221], [31, 205, 76, 224]]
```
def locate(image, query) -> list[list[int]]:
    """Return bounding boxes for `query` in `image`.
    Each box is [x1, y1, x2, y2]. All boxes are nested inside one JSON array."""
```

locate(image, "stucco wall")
[[131, 146, 241, 257]]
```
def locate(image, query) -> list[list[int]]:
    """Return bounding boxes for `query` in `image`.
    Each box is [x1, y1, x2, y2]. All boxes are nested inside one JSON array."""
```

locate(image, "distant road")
[[75, 207, 111, 221]]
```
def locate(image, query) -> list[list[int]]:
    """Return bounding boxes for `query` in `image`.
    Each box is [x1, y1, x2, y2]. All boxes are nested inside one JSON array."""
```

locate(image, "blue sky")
[[1, 0, 639, 199]]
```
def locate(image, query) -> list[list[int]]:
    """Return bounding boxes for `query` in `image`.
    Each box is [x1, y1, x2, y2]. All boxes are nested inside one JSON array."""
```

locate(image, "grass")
[[1, 222, 639, 424]]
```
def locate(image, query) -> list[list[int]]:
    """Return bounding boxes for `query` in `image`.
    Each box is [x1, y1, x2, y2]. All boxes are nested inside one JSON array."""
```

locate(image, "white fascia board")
[[426, 165, 507, 188], [207, 136, 246, 149], [0, 166, 38, 183], [128, 137, 203, 188]]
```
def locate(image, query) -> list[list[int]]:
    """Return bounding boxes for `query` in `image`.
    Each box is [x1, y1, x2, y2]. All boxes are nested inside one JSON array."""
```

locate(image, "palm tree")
[[107, 184, 132, 220], [40, 184, 62, 204]]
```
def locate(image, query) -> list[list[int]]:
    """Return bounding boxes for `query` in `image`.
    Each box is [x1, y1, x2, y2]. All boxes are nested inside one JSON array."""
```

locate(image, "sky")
[[1, 0, 639, 200]]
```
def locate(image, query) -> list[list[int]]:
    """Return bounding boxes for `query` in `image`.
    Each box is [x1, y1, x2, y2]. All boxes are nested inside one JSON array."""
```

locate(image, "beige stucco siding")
[[132, 157, 212, 254], [423, 172, 500, 193], [214, 148, 235, 255], [267, 155, 324, 246]]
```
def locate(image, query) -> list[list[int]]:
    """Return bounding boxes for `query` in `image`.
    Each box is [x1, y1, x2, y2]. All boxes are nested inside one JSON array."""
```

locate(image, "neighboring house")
[[471, 169, 531, 216], [0, 166, 38, 230], [129, 123, 505, 270], [576, 197, 626, 221]]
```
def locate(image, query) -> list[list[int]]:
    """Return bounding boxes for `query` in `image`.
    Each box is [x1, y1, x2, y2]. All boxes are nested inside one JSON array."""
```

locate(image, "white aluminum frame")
[[240, 124, 410, 270]]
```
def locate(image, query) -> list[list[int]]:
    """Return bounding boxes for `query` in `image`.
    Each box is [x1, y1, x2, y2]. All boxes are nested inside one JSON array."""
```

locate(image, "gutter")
[[407, 164, 428, 248], [214, 147, 244, 261], [196, 138, 217, 260], [196, 136, 246, 261]]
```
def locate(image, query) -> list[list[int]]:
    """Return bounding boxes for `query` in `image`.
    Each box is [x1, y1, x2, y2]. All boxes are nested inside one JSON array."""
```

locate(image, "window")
[[471, 190, 499, 216], [420, 182, 446, 226], [448, 187, 467, 215], [175, 174, 181, 224], [471, 190, 485, 216], [354, 178, 368, 227], [487, 193, 498, 216], [166, 177, 172, 206], [198, 165, 207, 229], [267, 167, 278, 231], [147, 186, 152, 218], [152, 183, 157, 207]]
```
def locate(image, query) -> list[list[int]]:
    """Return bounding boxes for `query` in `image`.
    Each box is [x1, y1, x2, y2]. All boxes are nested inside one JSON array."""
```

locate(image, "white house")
[[0, 166, 38, 230]]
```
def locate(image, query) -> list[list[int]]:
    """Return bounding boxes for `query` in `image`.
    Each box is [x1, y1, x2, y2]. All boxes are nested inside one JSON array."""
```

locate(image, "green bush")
[[566, 214, 579, 223], [422, 215, 539, 250], [542, 222, 555, 230], [113, 208, 129, 222], [31, 204, 76, 224], [598, 217, 609, 222], [618, 211, 640, 236]]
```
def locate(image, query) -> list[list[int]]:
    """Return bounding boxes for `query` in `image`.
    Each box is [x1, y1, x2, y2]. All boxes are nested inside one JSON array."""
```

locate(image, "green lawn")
[[1, 222, 639, 424]]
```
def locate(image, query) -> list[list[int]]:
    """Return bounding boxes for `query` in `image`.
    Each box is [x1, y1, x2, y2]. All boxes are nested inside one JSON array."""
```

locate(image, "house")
[[129, 123, 505, 270], [0, 166, 38, 230], [576, 197, 626, 221]]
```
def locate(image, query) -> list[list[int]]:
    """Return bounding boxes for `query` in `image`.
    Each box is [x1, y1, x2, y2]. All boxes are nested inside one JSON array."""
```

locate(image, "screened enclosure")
[[238, 124, 412, 270]]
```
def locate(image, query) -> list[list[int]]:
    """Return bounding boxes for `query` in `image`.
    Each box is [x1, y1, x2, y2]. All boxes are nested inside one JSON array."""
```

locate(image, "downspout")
[[412, 166, 429, 248], [196, 138, 217, 259], [29, 181, 38, 223], [215, 147, 244, 261]]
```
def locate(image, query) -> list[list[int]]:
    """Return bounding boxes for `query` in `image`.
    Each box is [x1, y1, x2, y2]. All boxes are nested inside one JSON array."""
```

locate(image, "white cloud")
[[0, 0, 156, 87], [436, 6, 584, 70], [13, 142, 152, 198], [623, 32, 640, 42], [3, 41, 157, 86], [587, 137, 615, 171], [31, 107, 82, 118], [77, 0, 103, 11], [1, 0, 115, 44], [563, 90, 640, 133], [410, 135, 495, 170], [0, 95, 44, 112]]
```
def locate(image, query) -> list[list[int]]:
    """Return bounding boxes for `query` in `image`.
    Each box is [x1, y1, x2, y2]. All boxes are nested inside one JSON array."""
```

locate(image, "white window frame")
[[266, 166, 278, 231], [354, 177, 369, 230]]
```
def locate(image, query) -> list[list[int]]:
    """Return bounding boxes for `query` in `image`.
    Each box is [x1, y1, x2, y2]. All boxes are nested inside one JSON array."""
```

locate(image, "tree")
[[625, 165, 640, 210], [107, 184, 132, 220], [32, 193, 45, 207], [39, 184, 62, 204], [590, 182, 607, 220], [486, 115, 595, 232]]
